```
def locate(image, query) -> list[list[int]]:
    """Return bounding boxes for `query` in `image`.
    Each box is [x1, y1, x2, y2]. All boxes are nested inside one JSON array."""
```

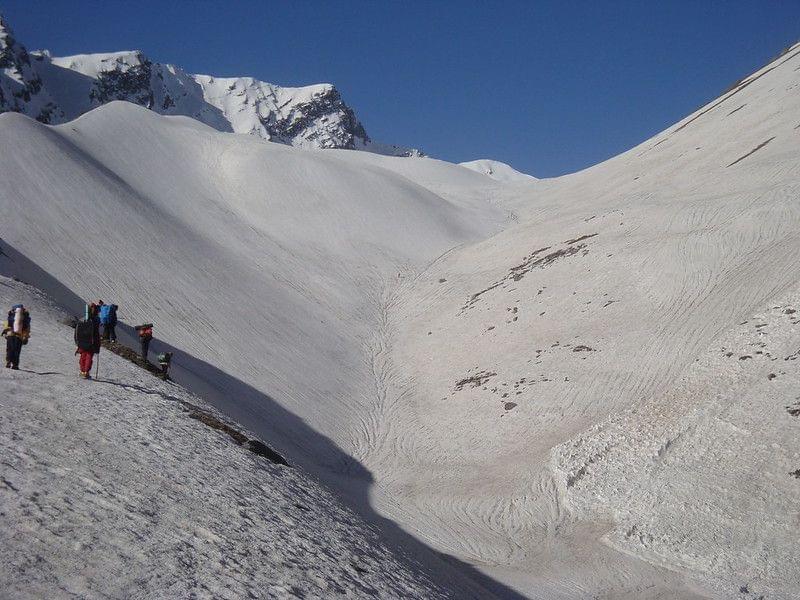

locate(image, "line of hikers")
[[3, 301, 170, 380]]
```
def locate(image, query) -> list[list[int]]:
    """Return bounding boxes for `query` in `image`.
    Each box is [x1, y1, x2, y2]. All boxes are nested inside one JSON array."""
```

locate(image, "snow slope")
[[379, 43, 800, 598], [0, 100, 506, 462], [0, 102, 512, 595], [0, 276, 453, 599]]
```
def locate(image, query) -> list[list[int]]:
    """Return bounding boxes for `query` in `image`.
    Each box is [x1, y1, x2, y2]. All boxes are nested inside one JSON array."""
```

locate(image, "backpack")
[[74, 319, 96, 351], [136, 323, 154, 338], [99, 304, 112, 324], [7, 306, 31, 333]]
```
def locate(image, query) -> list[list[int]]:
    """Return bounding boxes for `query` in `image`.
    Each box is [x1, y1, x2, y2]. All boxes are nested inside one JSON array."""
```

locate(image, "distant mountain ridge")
[[0, 15, 419, 156]]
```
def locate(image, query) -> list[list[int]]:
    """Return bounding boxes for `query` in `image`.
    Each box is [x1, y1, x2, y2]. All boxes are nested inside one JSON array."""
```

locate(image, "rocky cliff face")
[[0, 15, 60, 123], [0, 15, 419, 156]]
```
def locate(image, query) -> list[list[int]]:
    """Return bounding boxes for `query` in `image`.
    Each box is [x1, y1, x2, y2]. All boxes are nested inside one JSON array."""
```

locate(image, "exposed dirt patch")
[[460, 236, 596, 314], [784, 348, 800, 361], [187, 410, 288, 466], [94, 337, 288, 466], [564, 233, 598, 245], [101, 339, 163, 377], [726, 137, 776, 168], [455, 370, 497, 391], [674, 45, 800, 134]]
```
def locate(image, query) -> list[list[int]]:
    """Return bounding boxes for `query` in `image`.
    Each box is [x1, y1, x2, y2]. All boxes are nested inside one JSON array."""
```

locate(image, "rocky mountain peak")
[[0, 14, 59, 122], [0, 15, 419, 155]]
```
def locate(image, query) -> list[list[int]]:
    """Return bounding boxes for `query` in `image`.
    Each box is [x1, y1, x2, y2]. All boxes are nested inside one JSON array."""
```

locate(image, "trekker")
[[136, 323, 153, 361], [157, 352, 172, 380], [99, 303, 118, 341], [2, 304, 31, 369], [74, 303, 101, 379]]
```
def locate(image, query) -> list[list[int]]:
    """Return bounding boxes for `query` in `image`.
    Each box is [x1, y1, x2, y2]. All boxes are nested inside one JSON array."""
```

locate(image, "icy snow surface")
[[1, 35, 799, 600]]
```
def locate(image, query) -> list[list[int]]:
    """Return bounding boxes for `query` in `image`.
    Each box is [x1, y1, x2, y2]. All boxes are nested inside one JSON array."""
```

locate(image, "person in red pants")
[[74, 303, 101, 379]]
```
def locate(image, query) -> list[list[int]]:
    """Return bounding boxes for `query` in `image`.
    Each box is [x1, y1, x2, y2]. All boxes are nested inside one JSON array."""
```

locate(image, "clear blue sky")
[[4, 1, 798, 176]]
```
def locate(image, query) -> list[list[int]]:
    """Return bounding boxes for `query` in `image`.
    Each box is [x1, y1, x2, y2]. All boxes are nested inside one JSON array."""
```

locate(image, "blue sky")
[[4, 1, 798, 176]]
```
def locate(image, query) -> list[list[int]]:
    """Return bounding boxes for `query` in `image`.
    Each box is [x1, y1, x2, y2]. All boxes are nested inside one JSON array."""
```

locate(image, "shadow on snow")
[[0, 238, 527, 600]]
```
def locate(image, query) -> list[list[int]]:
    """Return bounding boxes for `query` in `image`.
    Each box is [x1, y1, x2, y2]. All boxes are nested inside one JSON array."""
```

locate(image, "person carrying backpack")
[[74, 303, 101, 379], [99, 303, 118, 342], [135, 323, 153, 361], [2, 304, 31, 370]]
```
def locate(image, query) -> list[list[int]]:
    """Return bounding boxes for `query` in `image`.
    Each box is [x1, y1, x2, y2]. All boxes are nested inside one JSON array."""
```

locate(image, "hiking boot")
[[5, 362, 10, 368], [11, 365, 18, 370], [80, 371, 89, 379]]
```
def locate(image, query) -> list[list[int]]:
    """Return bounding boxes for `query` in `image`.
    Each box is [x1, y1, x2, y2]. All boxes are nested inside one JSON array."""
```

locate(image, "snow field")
[[375, 43, 800, 597]]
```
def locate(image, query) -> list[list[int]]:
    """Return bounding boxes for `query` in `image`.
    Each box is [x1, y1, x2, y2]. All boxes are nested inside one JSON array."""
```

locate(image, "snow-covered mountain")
[[0, 14, 418, 155], [2, 13, 799, 599], [459, 159, 536, 182]]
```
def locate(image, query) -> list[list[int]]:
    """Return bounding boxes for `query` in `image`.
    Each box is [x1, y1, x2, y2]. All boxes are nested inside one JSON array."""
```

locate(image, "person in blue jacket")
[[99, 302, 118, 342]]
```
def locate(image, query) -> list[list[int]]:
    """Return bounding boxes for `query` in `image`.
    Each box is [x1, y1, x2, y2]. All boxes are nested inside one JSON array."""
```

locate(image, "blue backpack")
[[99, 304, 117, 325]]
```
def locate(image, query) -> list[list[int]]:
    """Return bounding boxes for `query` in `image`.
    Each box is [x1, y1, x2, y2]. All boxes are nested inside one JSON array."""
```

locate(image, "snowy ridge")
[[0, 14, 419, 155], [459, 159, 536, 182]]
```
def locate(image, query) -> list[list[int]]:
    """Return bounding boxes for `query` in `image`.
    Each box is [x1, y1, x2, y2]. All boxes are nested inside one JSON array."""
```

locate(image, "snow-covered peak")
[[459, 159, 536, 182], [50, 50, 148, 76], [193, 74, 370, 149], [0, 14, 420, 155]]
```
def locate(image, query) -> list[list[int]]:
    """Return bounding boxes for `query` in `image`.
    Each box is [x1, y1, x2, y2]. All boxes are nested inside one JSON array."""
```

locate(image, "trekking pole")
[[95, 351, 100, 380]]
